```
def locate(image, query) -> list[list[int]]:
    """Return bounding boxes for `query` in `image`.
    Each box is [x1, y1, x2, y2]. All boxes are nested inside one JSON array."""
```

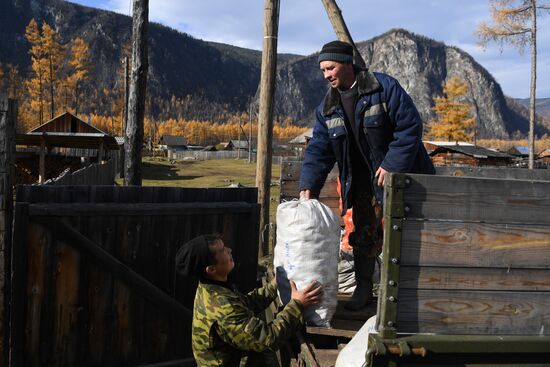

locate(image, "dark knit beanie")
[[318, 40, 353, 64], [175, 234, 218, 278]]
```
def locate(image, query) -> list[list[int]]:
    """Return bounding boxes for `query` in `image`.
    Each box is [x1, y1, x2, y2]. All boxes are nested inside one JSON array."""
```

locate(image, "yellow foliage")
[[427, 75, 475, 142]]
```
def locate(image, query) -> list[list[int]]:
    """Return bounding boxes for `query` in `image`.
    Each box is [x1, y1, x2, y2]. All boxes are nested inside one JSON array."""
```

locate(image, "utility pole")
[[238, 117, 241, 159], [320, 0, 366, 67], [256, 0, 280, 257], [124, 0, 149, 186], [248, 102, 252, 163]]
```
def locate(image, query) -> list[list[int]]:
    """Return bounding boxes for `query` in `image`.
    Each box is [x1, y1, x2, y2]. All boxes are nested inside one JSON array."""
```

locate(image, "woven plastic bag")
[[274, 199, 340, 327]]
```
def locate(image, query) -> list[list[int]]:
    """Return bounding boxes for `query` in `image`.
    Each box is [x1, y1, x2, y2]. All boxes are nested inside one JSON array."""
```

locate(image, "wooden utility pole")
[[0, 95, 16, 367], [123, 56, 129, 136], [256, 0, 280, 256], [528, 1, 537, 169], [248, 102, 253, 163], [320, 0, 366, 67], [124, 0, 149, 186]]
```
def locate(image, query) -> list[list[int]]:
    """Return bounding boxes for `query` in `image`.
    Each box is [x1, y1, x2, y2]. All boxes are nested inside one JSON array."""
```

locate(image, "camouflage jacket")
[[192, 280, 304, 366]]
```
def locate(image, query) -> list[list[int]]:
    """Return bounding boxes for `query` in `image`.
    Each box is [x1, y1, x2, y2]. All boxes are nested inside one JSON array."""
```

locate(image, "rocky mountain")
[[275, 29, 547, 139], [515, 98, 550, 118], [1, 0, 543, 138], [0, 0, 299, 116]]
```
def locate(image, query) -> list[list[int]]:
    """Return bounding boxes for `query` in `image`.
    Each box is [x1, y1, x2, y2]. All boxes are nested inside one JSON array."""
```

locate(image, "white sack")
[[335, 315, 378, 367], [274, 199, 340, 327]]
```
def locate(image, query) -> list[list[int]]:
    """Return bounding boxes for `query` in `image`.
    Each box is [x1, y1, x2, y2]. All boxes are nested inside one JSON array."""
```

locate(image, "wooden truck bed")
[[279, 162, 550, 366]]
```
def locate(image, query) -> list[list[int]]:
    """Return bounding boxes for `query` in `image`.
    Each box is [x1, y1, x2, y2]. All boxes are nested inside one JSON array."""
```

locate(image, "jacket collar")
[[322, 66, 380, 116]]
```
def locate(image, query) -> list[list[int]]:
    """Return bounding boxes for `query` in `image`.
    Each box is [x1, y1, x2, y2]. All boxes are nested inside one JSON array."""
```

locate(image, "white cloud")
[[72, 0, 550, 98]]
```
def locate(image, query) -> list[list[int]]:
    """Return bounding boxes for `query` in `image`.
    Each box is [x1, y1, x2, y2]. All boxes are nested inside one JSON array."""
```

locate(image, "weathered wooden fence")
[[8, 185, 259, 367], [1, 95, 16, 367], [168, 150, 284, 164], [43, 159, 116, 186]]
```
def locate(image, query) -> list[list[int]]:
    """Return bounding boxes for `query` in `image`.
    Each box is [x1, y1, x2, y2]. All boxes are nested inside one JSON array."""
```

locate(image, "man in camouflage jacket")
[[176, 234, 322, 366]]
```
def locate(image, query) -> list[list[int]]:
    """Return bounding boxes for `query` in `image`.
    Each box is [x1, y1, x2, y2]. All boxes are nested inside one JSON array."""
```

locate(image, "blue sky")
[[71, 0, 550, 98]]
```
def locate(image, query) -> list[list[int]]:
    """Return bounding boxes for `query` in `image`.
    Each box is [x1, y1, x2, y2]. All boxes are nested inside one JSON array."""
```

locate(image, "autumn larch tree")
[[67, 37, 91, 116], [428, 75, 475, 142], [477, 0, 550, 169], [25, 19, 47, 125], [41, 22, 64, 119]]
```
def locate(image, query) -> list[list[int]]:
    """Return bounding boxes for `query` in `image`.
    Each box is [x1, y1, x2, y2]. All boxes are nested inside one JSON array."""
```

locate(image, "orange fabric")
[[337, 178, 354, 251]]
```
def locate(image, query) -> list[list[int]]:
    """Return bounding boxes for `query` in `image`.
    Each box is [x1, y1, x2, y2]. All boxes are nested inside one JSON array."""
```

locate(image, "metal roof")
[[289, 128, 313, 144], [160, 135, 187, 146], [430, 145, 513, 159], [508, 145, 530, 156], [229, 140, 249, 149]]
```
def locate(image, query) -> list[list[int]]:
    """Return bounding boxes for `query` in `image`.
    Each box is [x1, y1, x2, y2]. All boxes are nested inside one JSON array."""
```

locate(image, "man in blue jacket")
[[299, 40, 434, 310]]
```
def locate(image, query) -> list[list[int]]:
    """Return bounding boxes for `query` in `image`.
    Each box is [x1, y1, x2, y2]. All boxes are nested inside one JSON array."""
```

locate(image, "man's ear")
[[205, 265, 216, 275]]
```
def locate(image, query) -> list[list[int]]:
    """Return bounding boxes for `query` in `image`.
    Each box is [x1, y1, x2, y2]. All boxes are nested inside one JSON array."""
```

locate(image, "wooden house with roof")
[[507, 145, 530, 157], [16, 112, 119, 183], [159, 135, 188, 153], [429, 143, 513, 167], [222, 140, 249, 151], [538, 148, 550, 166]]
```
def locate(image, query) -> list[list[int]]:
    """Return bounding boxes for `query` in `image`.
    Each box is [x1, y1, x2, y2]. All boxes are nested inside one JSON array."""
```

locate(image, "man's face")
[[319, 60, 355, 90], [208, 239, 234, 277]]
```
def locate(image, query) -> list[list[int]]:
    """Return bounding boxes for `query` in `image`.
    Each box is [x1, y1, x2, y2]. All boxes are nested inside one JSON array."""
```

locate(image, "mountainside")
[[275, 29, 546, 139], [515, 98, 550, 118], [1, 0, 543, 138], [0, 0, 299, 117]]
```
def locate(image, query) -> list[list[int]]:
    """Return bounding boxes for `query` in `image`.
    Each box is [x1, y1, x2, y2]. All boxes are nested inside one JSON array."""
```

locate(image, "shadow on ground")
[[142, 161, 199, 181]]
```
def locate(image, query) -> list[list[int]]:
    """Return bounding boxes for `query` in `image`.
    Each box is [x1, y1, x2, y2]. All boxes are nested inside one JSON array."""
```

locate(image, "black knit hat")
[[175, 234, 220, 278], [318, 40, 353, 64]]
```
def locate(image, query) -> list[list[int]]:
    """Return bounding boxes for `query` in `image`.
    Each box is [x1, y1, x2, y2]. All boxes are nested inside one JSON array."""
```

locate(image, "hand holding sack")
[[274, 199, 340, 327]]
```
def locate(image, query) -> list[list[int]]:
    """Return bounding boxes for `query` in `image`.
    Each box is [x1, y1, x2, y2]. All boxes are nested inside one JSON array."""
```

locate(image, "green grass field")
[[122, 157, 281, 222]]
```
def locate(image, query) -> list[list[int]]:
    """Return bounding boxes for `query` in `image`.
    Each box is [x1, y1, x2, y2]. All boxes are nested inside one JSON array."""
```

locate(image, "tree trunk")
[[256, 0, 279, 256], [528, 0, 537, 169], [124, 0, 149, 186], [320, 0, 366, 67], [49, 54, 55, 119]]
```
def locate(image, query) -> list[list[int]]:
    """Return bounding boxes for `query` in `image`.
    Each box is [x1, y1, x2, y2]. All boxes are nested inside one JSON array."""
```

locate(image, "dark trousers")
[[348, 187, 383, 258]]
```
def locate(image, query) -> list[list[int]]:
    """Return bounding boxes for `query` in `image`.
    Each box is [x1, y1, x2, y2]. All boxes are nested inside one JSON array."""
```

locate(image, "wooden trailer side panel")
[[379, 173, 550, 337]]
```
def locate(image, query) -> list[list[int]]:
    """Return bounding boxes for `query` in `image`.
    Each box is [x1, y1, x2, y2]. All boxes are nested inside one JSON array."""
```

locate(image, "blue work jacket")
[[299, 68, 435, 213]]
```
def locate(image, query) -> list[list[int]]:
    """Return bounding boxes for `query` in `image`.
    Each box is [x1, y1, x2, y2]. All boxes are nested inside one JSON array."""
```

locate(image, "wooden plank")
[[403, 174, 550, 225], [400, 220, 550, 268], [29, 202, 258, 216], [9, 203, 29, 367], [51, 239, 81, 365], [436, 166, 550, 181], [280, 178, 339, 200], [24, 222, 48, 367], [32, 216, 192, 319], [17, 186, 259, 204], [396, 289, 550, 335], [306, 318, 364, 338], [399, 266, 550, 291], [280, 160, 339, 199], [136, 359, 196, 367]]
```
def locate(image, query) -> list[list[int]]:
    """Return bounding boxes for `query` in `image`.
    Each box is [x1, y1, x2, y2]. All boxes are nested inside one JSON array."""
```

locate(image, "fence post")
[[0, 95, 16, 367]]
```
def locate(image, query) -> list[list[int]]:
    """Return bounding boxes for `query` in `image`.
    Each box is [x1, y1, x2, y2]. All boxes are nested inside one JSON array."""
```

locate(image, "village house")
[[429, 143, 513, 166], [16, 111, 119, 184], [159, 135, 188, 154], [221, 139, 249, 151]]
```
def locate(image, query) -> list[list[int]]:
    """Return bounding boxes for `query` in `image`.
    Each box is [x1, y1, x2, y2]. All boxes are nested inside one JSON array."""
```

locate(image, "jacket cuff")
[[285, 299, 305, 324]]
